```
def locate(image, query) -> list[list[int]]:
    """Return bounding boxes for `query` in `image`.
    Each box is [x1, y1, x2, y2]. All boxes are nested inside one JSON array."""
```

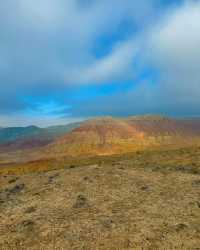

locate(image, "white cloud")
[[150, 1, 200, 70], [71, 1, 200, 117], [0, 113, 83, 127], [0, 0, 157, 87], [65, 39, 139, 83], [148, 1, 200, 105], [2, 0, 200, 125]]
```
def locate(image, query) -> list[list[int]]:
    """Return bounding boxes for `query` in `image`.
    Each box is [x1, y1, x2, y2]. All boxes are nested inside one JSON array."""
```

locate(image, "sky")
[[0, 0, 200, 127]]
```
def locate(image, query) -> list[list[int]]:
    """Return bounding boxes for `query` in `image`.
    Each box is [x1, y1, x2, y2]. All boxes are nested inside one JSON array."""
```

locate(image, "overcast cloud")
[[0, 0, 199, 126]]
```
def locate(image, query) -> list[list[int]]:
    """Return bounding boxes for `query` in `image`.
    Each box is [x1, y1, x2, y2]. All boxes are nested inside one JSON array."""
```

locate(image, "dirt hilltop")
[[0, 147, 200, 249]]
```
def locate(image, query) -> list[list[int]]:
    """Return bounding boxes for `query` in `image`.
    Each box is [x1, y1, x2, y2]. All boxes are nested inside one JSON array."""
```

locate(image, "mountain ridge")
[[0, 122, 81, 152], [1, 115, 200, 158], [41, 115, 200, 158]]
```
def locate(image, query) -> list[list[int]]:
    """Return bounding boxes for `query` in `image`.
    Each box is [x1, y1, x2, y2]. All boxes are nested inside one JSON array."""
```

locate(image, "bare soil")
[[0, 147, 200, 249]]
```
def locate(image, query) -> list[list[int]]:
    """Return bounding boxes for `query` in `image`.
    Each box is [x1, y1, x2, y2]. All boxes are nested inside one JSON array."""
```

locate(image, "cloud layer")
[[0, 0, 200, 126]]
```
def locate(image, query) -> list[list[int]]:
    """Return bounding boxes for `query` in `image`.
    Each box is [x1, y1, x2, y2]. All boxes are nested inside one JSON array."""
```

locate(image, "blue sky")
[[0, 0, 200, 126]]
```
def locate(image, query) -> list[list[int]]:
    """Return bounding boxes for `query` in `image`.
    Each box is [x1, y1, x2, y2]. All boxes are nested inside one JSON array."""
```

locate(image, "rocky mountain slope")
[[43, 116, 200, 157], [1, 115, 200, 159]]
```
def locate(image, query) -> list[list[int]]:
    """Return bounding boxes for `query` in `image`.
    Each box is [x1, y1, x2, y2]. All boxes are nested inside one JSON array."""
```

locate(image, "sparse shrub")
[[141, 186, 150, 191], [99, 216, 114, 229], [25, 206, 36, 214], [73, 194, 88, 208], [69, 165, 76, 169], [196, 201, 200, 208], [174, 223, 188, 232], [48, 173, 59, 183], [8, 177, 19, 184], [192, 180, 200, 186], [20, 220, 35, 232], [8, 183, 25, 195]]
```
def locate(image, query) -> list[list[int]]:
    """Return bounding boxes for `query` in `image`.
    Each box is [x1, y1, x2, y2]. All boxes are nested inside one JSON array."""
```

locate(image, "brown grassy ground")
[[0, 147, 200, 249]]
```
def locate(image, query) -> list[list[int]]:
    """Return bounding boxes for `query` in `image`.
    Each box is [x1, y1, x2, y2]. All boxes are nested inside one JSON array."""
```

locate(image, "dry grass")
[[0, 146, 200, 249]]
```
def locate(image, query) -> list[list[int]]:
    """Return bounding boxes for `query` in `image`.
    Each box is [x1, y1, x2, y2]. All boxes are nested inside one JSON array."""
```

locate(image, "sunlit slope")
[[1, 115, 200, 160], [126, 115, 200, 136], [43, 116, 200, 157]]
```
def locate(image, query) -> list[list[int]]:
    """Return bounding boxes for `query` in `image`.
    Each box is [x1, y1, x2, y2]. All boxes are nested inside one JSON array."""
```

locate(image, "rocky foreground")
[[0, 148, 200, 249]]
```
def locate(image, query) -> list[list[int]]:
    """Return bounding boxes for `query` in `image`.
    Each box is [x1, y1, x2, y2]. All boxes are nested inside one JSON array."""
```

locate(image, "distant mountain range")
[[1, 115, 200, 159], [0, 122, 81, 152]]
